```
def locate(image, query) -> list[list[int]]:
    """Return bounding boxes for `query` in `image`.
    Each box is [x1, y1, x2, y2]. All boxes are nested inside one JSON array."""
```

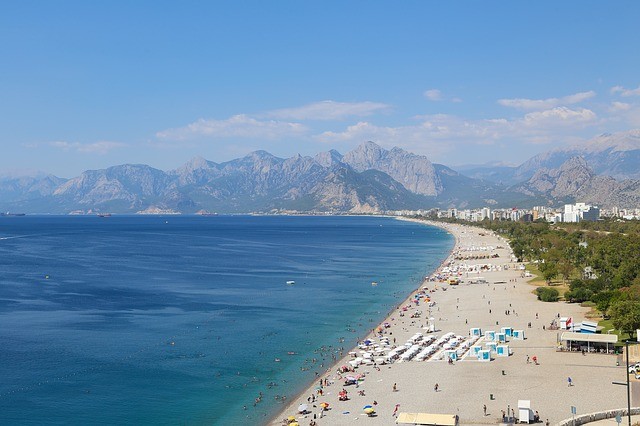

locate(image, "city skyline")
[[1, 1, 639, 177]]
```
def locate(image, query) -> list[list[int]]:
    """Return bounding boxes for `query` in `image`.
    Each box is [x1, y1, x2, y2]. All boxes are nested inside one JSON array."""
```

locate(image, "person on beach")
[[483, 404, 487, 416], [434, 383, 439, 392], [567, 376, 572, 387], [393, 383, 397, 392], [392, 403, 400, 417]]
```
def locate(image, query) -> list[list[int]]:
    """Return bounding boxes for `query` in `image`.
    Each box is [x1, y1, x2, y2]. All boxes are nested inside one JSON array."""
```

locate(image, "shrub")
[[535, 287, 560, 302]]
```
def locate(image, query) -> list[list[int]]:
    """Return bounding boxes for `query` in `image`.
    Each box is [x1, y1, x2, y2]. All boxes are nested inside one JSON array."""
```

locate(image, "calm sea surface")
[[0, 215, 453, 425]]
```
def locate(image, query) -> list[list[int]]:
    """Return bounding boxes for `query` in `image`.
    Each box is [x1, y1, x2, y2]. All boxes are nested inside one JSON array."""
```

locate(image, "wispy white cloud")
[[498, 91, 596, 110], [264, 100, 390, 121], [611, 85, 640, 97], [315, 107, 599, 154], [424, 89, 443, 101], [609, 101, 632, 112], [49, 141, 126, 154], [156, 114, 308, 141], [424, 89, 461, 103], [520, 107, 596, 127]]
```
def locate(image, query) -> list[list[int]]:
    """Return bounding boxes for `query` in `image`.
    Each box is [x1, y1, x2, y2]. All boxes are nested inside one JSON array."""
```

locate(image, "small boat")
[[286, 280, 295, 285], [371, 281, 378, 286]]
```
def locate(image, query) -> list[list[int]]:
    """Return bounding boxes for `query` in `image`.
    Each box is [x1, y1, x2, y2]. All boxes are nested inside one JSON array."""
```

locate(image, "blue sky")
[[1, 1, 639, 177]]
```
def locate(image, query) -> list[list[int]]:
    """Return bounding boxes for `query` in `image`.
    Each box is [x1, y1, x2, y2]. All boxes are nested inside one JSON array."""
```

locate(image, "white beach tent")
[[496, 345, 510, 357], [471, 345, 482, 356], [518, 400, 534, 423], [444, 349, 457, 361], [469, 327, 482, 337], [478, 350, 491, 362]]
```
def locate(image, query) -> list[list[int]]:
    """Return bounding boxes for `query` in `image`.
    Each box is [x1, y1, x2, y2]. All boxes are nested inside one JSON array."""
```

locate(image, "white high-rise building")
[[563, 203, 600, 222]]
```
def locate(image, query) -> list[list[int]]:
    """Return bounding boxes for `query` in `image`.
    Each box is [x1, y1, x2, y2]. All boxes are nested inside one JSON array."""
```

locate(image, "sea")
[[0, 215, 453, 425]]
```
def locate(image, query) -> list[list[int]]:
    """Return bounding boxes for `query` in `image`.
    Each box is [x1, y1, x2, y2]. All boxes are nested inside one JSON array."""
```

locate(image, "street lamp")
[[612, 340, 632, 426]]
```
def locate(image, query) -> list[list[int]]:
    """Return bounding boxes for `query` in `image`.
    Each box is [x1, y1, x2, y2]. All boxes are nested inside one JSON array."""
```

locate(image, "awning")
[[560, 332, 618, 344], [396, 412, 457, 426]]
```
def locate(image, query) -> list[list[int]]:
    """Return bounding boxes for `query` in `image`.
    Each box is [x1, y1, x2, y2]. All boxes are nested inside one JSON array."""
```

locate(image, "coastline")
[[269, 218, 626, 426]]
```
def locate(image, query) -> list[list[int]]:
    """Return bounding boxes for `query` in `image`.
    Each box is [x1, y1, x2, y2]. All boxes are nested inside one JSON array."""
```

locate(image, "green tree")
[[609, 300, 640, 338], [557, 260, 574, 283], [540, 263, 558, 283]]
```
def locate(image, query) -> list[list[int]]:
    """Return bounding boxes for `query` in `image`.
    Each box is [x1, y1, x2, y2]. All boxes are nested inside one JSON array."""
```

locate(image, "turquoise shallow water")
[[0, 215, 453, 425]]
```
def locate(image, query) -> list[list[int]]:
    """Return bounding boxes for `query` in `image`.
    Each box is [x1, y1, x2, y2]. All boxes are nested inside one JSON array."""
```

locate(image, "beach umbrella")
[[363, 405, 373, 409], [297, 404, 308, 413], [320, 402, 329, 409]]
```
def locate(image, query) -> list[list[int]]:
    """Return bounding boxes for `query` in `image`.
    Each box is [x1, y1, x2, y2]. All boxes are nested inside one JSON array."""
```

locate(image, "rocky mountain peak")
[[342, 142, 442, 196], [244, 150, 279, 161], [314, 149, 344, 168], [581, 129, 640, 153], [187, 156, 213, 169], [558, 156, 591, 174], [342, 141, 386, 168]]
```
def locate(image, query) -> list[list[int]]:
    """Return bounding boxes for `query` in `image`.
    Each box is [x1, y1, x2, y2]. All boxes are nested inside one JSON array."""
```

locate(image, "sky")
[[1, 1, 639, 178]]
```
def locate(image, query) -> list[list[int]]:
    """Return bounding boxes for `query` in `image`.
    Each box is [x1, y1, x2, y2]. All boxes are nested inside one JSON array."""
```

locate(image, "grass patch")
[[580, 301, 601, 319], [525, 264, 545, 285], [524, 263, 571, 299], [598, 318, 631, 347]]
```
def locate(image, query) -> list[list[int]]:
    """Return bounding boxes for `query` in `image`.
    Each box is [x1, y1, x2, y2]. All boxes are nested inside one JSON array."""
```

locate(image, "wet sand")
[[270, 220, 626, 426]]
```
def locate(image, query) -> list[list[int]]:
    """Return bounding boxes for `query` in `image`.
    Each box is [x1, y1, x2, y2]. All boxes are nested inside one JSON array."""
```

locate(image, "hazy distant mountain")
[[2, 134, 640, 214], [451, 162, 519, 185], [0, 174, 67, 203], [511, 156, 640, 207], [516, 130, 640, 181], [465, 130, 640, 184]]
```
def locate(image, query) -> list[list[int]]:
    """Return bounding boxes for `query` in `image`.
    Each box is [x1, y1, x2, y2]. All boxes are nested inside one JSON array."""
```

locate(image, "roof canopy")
[[560, 331, 618, 344], [396, 412, 457, 426]]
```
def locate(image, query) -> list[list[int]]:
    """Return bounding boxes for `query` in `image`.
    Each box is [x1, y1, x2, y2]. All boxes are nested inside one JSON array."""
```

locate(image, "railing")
[[556, 407, 640, 426]]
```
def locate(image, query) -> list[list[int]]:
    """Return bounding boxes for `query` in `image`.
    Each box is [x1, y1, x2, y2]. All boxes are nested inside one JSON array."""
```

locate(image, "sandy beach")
[[269, 219, 627, 426]]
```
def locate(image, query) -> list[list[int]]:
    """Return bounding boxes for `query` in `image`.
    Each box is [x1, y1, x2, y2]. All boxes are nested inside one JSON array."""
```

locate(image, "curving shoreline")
[[269, 218, 627, 426], [262, 217, 455, 425], [267, 218, 463, 425]]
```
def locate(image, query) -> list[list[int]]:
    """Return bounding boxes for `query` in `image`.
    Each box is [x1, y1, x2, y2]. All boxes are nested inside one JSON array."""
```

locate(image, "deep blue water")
[[0, 215, 453, 425]]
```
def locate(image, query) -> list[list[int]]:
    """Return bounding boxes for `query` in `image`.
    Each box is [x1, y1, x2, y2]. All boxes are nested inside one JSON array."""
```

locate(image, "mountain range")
[[458, 129, 640, 183], [2, 130, 640, 214]]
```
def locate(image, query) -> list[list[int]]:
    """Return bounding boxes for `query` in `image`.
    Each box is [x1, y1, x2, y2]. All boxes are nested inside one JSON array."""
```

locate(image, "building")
[[563, 203, 600, 223]]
